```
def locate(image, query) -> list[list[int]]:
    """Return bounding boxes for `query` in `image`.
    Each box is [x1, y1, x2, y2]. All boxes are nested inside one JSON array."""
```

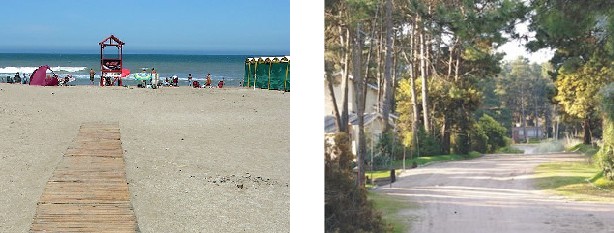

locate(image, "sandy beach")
[[0, 84, 289, 232]]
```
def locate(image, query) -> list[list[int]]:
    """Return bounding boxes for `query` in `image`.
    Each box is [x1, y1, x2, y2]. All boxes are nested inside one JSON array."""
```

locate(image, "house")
[[512, 126, 545, 142], [324, 77, 397, 156]]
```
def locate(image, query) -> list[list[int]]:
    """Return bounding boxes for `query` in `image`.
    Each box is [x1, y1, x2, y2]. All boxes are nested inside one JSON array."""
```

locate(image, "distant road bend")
[[379, 152, 614, 233]]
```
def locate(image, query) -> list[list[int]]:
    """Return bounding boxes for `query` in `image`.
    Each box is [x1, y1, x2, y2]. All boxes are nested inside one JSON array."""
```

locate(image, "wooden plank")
[[31, 122, 139, 232]]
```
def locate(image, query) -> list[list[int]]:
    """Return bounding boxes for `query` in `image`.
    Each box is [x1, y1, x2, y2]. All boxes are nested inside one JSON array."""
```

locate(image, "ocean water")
[[0, 53, 252, 86]]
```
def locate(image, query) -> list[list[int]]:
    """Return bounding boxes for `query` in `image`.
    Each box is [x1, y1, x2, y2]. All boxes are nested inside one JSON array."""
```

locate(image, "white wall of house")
[[325, 78, 386, 157], [324, 79, 380, 116]]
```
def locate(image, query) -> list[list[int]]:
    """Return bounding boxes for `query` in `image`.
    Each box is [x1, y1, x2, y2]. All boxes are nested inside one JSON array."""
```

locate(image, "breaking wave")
[[0, 66, 87, 74]]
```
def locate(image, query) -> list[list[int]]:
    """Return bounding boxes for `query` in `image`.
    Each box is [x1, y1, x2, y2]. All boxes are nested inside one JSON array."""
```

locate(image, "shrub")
[[467, 151, 482, 158], [597, 83, 614, 180], [469, 124, 489, 153], [466, 114, 509, 153], [372, 155, 392, 170], [415, 128, 442, 156], [375, 132, 405, 161], [325, 133, 389, 233], [452, 131, 471, 155], [478, 114, 508, 152]]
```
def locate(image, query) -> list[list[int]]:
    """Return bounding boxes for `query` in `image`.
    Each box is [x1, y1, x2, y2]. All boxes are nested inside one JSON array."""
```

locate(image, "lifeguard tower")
[[99, 35, 125, 86]]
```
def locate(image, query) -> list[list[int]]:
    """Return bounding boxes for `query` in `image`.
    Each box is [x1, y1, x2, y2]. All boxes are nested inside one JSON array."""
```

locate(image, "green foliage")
[[395, 78, 416, 147], [415, 128, 441, 157], [469, 122, 489, 153], [467, 151, 482, 159], [597, 84, 614, 180], [465, 114, 509, 153], [452, 121, 472, 155], [375, 132, 405, 161], [325, 133, 389, 233], [528, 0, 614, 145], [478, 114, 509, 152], [372, 155, 392, 171], [555, 55, 613, 120], [568, 143, 600, 156], [596, 142, 614, 180], [600, 83, 614, 121]]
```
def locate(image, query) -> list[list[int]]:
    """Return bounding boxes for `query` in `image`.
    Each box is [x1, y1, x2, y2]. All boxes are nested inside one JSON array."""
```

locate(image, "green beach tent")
[[243, 56, 290, 92]]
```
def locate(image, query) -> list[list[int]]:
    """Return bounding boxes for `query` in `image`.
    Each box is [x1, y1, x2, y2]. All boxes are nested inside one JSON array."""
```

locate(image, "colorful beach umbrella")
[[121, 68, 130, 78], [133, 73, 151, 80]]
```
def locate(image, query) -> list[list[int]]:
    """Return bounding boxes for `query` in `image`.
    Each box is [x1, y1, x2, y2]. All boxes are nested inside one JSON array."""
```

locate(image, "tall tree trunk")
[[583, 117, 592, 145], [401, 46, 420, 154], [441, 114, 451, 154], [447, 42, 454, 79], [376, 25, 383, 113], [545, 105, 552, 138], [326, 76, 342, 131], [534, 96, 539, 140], [535, 114, 539, 140], [353, 24, 367, 187], [419, 18, 430, 132], [381, 0, 393, 134], [522, 95, 528, 144], [410, 22, 420, 151], [340, 27, 350, 133]]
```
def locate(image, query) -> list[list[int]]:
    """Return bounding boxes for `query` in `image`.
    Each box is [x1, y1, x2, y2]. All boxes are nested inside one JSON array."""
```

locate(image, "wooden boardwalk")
[[31, 122, 139, 232]]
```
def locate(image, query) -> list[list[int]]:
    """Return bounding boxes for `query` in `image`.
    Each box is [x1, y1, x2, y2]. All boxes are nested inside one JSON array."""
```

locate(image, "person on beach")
[[139, 68, 147, 87], [151, 68, 159, 88], [89, 68, 95, 85], [14, 72, 21, 84], [205, 73, 212, 88], [53, 74, 60, 86], [217, 78, 224, 88], [173, 75, 179, 87], [187, 74, 193, 86]]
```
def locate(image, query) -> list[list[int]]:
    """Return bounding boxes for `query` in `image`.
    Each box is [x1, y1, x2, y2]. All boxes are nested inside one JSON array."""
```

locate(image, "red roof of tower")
[[99, 35, 125, 46]]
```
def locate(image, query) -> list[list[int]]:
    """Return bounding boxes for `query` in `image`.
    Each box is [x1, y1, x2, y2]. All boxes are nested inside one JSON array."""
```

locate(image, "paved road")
[[378, 153, 614, 233]]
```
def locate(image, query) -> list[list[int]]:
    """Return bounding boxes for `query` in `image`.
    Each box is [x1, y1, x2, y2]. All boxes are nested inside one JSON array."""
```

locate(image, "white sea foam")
[[49, 66, 88, 73], [0, 66, 87, 74]]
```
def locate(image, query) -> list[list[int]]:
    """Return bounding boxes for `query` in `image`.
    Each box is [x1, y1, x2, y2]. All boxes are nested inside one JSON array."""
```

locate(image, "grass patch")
[[368, 153, 482, 184], [392, 153, 480, 168], [534, 161, 614, 202], [567, 143, 600, 156], [367, 170, 395, 180], [496, 146, 524, 154], [368, 191, 414, 233], [528, 138, 542, 144]]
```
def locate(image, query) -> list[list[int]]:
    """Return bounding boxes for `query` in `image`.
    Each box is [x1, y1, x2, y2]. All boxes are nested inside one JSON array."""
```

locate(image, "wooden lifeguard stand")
[[99, 35, 125, 86]]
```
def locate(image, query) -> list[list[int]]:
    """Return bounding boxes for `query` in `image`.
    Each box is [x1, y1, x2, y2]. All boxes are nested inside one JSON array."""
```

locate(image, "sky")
[[0, 0, 289, 55], [497, 21, 555, 64]]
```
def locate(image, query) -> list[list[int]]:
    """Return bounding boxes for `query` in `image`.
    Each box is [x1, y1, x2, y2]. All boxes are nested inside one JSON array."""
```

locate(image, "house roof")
[[324, 112, 397, 134]]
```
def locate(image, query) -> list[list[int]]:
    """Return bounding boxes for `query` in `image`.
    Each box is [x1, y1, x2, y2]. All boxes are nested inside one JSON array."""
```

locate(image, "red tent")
[[29, 65, 58, 86]]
